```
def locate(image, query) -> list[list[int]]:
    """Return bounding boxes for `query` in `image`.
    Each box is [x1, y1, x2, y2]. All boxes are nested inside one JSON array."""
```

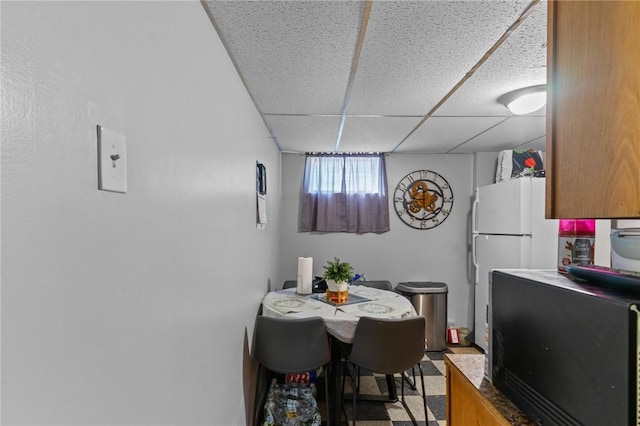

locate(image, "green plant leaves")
[[322, 257, 354, 282]]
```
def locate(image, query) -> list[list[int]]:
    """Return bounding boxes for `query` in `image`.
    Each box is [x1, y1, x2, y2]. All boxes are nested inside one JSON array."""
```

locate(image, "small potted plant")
[[322, 257, 353, 303]]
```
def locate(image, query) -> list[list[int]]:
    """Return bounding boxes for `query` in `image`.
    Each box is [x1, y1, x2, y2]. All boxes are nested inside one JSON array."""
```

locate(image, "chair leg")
[[418, 363, 428, 425], [352, 364, 357, 426], [341, 361, 360, 425], [399, 363, 427, 426], [399, 370, 416, 426], [324, 370, 331, 426], [340, 362, 351, 424], [402, 366, 417, 391]]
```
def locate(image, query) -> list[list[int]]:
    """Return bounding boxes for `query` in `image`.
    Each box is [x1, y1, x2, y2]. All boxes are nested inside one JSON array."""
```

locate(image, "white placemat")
[[338, 296, 414, 318], [262, 293, 324, 315], [348, 286, 397, 301]]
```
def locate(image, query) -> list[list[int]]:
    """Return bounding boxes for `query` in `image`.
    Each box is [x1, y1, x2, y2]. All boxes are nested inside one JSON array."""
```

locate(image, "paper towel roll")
[[297, 257, 313, 295]]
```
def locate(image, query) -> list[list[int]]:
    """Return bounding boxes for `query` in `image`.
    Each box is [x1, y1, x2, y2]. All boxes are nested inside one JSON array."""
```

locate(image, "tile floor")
[[324, 345, 482, 426]]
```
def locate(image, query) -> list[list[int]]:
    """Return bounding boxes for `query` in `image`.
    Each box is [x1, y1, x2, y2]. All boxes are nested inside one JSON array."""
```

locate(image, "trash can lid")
[[396, 281, 448, 294]]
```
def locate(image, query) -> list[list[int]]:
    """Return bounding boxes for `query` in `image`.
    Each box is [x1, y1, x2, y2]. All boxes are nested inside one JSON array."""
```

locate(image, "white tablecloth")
[[261, 286, 417, 343]]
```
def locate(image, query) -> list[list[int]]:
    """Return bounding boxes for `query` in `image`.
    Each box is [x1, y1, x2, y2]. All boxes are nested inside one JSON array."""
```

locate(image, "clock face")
[[394, 170, 454, 229]]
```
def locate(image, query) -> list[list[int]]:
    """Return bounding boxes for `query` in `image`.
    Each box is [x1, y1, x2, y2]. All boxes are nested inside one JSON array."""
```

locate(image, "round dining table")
[[260, 285, 417, 425], [262, 285, 417, 342]]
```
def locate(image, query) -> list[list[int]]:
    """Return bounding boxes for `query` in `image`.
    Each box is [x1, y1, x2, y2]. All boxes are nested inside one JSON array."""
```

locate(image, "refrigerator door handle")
[[472, 233, 479, 284], [471, 191, 479, 234]]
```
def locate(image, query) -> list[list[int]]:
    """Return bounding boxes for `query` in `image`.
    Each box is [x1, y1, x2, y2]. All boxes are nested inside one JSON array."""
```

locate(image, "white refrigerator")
[[471, 177, 558, 352]]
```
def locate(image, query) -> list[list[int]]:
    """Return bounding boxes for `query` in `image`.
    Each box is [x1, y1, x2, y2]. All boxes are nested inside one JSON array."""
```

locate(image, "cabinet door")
[[446, 362, 509, 426], [546, 1, 640, 218]]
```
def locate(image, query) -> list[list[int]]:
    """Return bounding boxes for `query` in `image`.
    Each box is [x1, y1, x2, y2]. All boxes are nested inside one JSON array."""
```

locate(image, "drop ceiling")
[[202, 0, 547, 154]]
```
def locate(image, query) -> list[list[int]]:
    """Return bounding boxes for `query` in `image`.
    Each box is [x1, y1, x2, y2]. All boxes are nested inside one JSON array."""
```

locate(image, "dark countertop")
[[445, 353, 535, 426]]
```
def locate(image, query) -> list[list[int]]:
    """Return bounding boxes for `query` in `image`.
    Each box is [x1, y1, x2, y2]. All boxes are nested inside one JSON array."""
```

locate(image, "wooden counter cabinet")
[[445, 354, 534, 426], [546, 1, 640, 218]]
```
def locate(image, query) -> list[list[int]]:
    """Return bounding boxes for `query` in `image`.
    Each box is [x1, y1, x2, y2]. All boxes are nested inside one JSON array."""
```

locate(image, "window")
[[300, 153, 390, 233], [304, 155, 384, 194]]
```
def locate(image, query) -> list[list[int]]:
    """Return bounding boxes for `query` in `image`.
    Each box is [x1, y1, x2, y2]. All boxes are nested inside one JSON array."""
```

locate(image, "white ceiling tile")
[[396, 116, 506, 153], [435, 2, 548, 116], [264, 115, 341, 152], [338, 116, 423, 152], [514, 135, 546, 152], [450, 115, 546, 153], [205, 1, 366, 115], [348, 0, 533, 116], [205, 0, 550, 154]]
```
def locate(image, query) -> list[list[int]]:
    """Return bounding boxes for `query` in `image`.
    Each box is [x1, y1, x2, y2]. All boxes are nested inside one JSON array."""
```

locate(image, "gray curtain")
[[300, 154, 390, 233]]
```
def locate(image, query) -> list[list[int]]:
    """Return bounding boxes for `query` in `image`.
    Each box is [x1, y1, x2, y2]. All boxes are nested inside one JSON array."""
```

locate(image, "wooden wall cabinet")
[[546, 1, 640, 219]]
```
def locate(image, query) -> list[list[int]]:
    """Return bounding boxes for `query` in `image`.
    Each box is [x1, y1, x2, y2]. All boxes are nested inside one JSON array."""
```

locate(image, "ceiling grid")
[[203, 0, 548, 154]]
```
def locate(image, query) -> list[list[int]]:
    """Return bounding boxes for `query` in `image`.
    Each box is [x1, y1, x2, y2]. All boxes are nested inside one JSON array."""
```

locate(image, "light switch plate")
[[97, 125, 127, 193]]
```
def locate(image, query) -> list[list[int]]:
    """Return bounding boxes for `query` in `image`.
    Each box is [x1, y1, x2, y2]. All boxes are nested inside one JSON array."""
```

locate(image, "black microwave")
[[488, 269, 639, 426]]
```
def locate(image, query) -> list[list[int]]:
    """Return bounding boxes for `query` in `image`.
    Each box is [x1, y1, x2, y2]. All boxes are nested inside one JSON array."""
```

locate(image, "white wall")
[[1, 2, 280, 425], [473, 151, 499, 187], [280, 153, 475, 329]]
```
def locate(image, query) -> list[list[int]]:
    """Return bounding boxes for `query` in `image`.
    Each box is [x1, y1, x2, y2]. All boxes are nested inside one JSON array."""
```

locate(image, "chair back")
[[354, 280, 392, 291], [254, 316, 330, 374], [282, 280, 297, 289], [350, 316, 425, 375]]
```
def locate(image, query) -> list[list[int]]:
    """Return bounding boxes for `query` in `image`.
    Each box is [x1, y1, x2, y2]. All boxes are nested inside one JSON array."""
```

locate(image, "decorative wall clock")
[[393, 170, 454, 229]]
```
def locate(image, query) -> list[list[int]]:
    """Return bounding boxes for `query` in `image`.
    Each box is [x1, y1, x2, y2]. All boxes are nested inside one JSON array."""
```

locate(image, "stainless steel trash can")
[[396, 282, 448, 351]]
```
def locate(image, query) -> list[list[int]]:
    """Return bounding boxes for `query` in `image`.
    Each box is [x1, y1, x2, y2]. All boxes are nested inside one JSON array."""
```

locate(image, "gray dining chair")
[[350, 279, 418, 392], [349, 279, 395, 393], [282, 280, 297, 289], [344, 316, 427, 425], [253, 316, 331, 425]]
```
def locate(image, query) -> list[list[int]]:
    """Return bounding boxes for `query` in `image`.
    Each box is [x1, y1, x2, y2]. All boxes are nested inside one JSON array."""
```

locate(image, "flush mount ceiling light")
[[498, 84, 547, 115]]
